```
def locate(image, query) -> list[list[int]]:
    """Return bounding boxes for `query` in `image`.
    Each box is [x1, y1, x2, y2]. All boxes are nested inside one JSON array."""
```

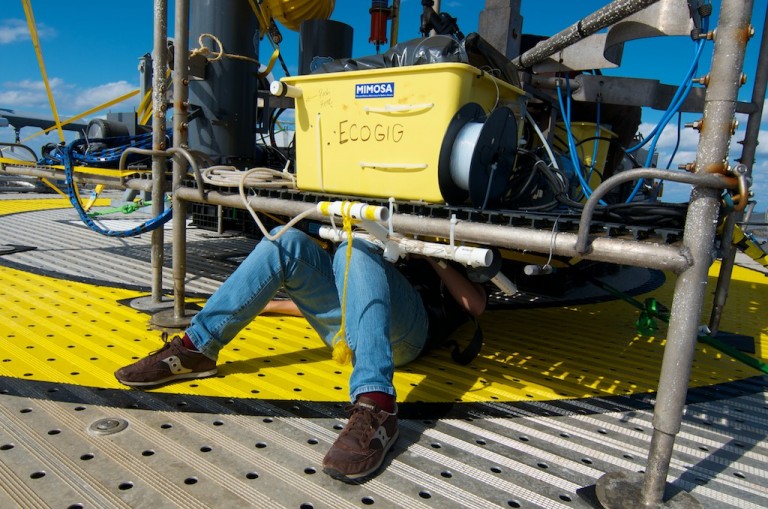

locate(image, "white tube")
[[491, 272, 518, 296], [316, 201, 390, 222], [523, 264, 554, 276], [317, 226, 492, 268], [525, 110, 560, 171], [270, 80, 303, 98]]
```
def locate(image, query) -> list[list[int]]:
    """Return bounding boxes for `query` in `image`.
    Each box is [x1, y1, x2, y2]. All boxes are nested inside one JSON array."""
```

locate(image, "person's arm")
[[425, 258, 487, 317], [260, 299, 304, 317]]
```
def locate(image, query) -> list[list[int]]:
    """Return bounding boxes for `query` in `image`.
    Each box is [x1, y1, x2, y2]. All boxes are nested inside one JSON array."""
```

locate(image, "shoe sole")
[[323, 428, 400, 482], [116, 368, 218, 387]]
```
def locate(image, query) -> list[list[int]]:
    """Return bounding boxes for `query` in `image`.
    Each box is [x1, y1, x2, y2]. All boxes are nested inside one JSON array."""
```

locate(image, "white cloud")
[[72, 81, 138, 112], [0, 18, 56, 44], [0, 78, 73, 110], [635, 112, 768, 206], [0, 78, 138, 116]]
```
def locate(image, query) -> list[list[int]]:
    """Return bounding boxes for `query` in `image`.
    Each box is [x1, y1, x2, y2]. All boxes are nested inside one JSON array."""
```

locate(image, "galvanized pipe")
[[172, 0, 191, 321], [175, 187, 692, 272], [0, 164, 152, 191], [709, 2, 768, 334], [575, 168, 738, 254], [150, 1, 167, 304], [642, 0, 754, 506], [515, 0, 659, 68]]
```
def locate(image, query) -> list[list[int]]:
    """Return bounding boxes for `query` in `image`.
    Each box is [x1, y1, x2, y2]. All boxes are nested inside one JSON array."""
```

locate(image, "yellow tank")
[[264, 0, 335, 31], [282, 63, 526, 203]]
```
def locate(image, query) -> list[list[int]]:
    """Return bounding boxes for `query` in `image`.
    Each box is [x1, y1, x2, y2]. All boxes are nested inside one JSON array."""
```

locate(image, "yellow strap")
[[83, 184, 104, 212], [22, 0, 64, 142], [0, 157, 150, 178], [258, 48, 280, 77], [248, 0, 272, 36], [732, 225, 768, 267], [39, 177, 68, 198], [137, 89, 153, 123], [21, 89, 140, 143], [331, 201, 357, 365], [139, 70, 172, 126]]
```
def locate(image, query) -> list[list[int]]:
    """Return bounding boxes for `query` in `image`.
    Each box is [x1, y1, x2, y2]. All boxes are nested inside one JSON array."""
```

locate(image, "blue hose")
[[557, 78, 607, 205], [665, 112, 683, 170], [625, 36, 707, 156], [587, 97, 602, 182], [623, 15, 709, 203], [62, 139, 173, 237]]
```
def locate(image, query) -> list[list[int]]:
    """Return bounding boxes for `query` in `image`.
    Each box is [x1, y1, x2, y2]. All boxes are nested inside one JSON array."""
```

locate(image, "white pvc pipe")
[[270, 80, 303, 98], [318, 226, 492, 267]]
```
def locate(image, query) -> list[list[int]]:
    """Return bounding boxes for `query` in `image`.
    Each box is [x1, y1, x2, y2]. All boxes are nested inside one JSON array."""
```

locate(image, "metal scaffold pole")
[[709, 2, 768, 335], [596, 0, 755, 507], [152, 0, 193, 328], [514, 0, 659, 68], [150, 0, 167, 305]]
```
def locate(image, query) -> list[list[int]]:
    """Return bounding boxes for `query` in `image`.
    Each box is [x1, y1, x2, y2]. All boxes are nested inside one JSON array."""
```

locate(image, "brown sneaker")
[[115, 334, 217, 387], [322, 397, 399, 481]]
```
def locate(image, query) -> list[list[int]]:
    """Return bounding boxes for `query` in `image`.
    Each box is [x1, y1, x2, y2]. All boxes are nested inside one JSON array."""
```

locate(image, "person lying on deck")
[[115, 226, 486, 482]]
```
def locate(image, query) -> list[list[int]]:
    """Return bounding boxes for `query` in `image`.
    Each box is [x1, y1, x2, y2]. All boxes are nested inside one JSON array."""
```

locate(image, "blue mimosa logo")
[[355, 82, 395, 99]]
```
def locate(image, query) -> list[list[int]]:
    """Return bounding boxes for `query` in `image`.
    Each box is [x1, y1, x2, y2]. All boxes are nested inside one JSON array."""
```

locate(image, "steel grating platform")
[[0, 193, 766, 508]]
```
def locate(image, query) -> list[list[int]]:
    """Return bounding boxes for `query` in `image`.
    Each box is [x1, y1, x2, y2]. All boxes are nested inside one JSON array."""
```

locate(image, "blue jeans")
[[186, 227, 429, 402]]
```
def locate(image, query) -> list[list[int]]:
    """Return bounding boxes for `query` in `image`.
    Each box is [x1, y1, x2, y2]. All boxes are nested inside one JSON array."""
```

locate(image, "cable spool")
[[438, 103, 518, 208]]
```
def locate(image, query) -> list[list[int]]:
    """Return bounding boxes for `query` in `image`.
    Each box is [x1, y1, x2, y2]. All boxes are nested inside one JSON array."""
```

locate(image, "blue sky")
[[1, 0, 766, 207]]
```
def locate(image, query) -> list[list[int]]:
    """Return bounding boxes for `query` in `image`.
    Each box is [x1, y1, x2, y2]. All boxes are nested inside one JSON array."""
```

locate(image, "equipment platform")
[[0, 194, 766, 508]]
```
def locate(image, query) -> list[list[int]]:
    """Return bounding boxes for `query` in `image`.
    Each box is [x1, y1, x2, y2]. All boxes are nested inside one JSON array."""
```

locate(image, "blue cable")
[[624, 15, 710, 202], [62, 139, 173, 238], [665, 112, 683, 170], [625, 36, 706, 155], [557, 78, 607, 205], [587, 96, 602, 182]]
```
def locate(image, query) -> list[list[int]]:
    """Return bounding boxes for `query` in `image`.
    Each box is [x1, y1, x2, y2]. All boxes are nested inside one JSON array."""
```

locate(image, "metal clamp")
[[729, 163, 750, 212]]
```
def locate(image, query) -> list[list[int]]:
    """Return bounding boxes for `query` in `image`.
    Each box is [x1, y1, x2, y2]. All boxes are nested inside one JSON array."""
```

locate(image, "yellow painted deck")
[[1, 198, 765, 402], [0, 195, 766, 508]]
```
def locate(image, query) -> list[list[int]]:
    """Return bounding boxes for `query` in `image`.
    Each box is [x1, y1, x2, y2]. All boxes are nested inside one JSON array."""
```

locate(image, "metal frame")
[[0, 0, 762, 506], [160, 0, 765, 505]]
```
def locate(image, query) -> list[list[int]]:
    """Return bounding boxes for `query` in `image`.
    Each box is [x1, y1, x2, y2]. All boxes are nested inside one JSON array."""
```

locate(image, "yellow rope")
[[247, 0, 273, 38], [21, 88, 140, 143], [39, 177, 67, 198], [733, 225, 768, 269], [82, 184, 105, 212], [0, 157, 149, 178], [331, 201, 356, 365], [21, 0, 64, 142], [259, 48, 281, 77]]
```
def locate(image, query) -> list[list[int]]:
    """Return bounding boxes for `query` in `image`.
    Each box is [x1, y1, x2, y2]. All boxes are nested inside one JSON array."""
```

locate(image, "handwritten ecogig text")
[[338, 120, 404, 145]]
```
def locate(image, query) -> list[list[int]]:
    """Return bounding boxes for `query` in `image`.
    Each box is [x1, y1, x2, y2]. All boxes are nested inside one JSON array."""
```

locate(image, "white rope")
[[200, 163, 314, 241], [190, 33, 260, 65], [237, 166, 314, 241], [200, 164, 296, 189], [525, 110, 561, 171]]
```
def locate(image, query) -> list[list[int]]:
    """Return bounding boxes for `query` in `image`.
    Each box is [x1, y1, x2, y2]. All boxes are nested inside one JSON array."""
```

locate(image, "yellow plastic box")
[[281, 63, 526, 203]]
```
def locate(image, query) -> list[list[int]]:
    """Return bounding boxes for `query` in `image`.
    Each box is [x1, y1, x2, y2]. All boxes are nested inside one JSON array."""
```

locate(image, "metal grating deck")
[[0, 193, 766, 508]]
